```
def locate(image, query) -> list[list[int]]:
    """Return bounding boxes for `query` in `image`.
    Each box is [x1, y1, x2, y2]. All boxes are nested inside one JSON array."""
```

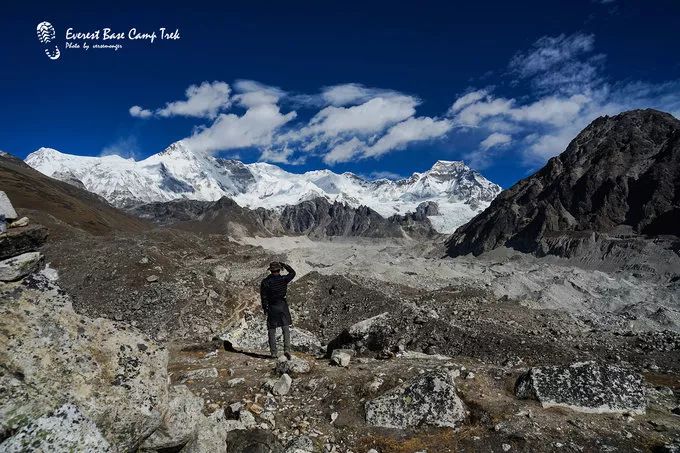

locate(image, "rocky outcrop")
[[447, 109, 680, 258], [1, 403, 112, 452], [0, 273, 168, 450], [365, 369, 467, 428], [515, 362, 646, 414], [139, 385, 227, 453], [139, 385, 204, 450]]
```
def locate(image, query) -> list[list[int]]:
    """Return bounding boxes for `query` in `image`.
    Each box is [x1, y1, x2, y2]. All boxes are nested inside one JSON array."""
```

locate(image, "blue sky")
[[2, 1, 680, 188]]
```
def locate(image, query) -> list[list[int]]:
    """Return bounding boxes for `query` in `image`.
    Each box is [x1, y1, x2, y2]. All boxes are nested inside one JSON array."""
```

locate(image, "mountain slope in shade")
[[130, 196, 440, 239], [0, 152, 150, 236], [446, 109, 680, 257], [25, 143, 501, 234]]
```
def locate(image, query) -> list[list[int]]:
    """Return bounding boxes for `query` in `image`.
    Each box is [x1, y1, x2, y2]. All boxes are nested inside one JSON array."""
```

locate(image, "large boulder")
[[364, 369, 467, 429], [328, 312, 397, 353], [515, 361, 646, 414], [0, 251, 44, 281], [220, 317, 322, 354], [0, 224, 48, 260], [140, 385, 204, 450], [0, 273, 168, 451], [0, 403, 112, 452], [0, 190, 18, 220]]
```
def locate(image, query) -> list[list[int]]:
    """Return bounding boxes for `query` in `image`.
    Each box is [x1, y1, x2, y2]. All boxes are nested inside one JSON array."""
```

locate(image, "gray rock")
[[0, 403, 112, 452], [272, 373, 293, 396], [227, 377, 246, 387], [180, 367, 219, 382], [0, 274, 168, 450], [210, 265, 231, 282], [238, 409, 257, 428], [0, 251, 43, 281], [146, 274, 159, 282], [0, 191, 18, 220], [0, 224, 48, 260], [140, 385, 204, 450], [275, 355, 312, 375], [286, 435, 315, 452], [330, 349, 354, 367], [365, 369, 467, 428], [181, 408, 228, 453], [515, 361, 646, 414], [9, 216, 29, 228]]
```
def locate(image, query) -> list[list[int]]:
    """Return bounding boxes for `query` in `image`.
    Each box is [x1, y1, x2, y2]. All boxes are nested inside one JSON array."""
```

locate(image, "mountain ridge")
[[25, 142, 501, 234], [446, 108, 680, 259]]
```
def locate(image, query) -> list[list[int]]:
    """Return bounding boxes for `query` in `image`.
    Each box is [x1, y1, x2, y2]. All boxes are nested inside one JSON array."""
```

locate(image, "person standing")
[[260, 261, 296, 358]]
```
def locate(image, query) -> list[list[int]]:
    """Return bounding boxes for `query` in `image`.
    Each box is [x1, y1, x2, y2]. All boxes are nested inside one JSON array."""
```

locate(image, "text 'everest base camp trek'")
[[1, 109, 680, 452]]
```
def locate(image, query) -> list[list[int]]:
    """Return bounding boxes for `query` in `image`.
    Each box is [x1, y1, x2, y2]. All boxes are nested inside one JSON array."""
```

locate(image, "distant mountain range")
[[25, 142, 501, 234]]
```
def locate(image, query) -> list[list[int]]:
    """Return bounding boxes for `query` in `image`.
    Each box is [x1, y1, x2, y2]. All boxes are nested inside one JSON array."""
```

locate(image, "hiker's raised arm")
[[282, 262, 296, 281]]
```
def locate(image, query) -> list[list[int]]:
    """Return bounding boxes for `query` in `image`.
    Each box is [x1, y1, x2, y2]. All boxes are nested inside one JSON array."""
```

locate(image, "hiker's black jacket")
[[260, 263, 296, 328]]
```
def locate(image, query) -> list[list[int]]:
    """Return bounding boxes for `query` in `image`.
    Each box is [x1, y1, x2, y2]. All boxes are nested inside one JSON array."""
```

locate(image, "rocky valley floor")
[[2, 224, 680, 452]]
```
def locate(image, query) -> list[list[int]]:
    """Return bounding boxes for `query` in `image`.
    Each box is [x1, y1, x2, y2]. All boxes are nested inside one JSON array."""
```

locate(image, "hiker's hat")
[[268, 261, 282, 272]]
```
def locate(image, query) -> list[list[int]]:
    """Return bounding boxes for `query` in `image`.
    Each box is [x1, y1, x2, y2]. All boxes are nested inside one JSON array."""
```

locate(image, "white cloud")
[[259, 144, 305, 165], [448, 89, 488, 115], [479, 133, 511, 151], [448, 32, 680, 167], [509, 33, 603, 95], [367, 170, 404, 180], [452, 95, 514, 127], [323, 137, 365, 164], [101, 136, 140, 159], [182, 103, 296, 154], [233, 80, 286, 108], [157, 81, 231, 118], [363, 117, 452, 158], [130, 81, 232, 119], [308, 95, 418, 137], [129, 105, 152, 118], [320, 83, 402, 106]]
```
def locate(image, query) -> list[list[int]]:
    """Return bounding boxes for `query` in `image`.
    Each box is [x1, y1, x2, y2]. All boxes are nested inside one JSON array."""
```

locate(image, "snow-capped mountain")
[[25, 141, 501, 233]]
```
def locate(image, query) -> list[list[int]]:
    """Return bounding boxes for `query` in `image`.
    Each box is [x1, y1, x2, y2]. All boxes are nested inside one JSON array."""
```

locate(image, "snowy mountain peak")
[[25, 143, 501, 233]]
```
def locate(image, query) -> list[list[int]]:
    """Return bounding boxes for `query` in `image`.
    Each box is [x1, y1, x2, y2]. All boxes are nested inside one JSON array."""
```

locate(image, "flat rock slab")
[[220, 317, 322, 355], [0, 251, 43, 281], [515, 361, 646, 414], [365, 368, 467, 429]]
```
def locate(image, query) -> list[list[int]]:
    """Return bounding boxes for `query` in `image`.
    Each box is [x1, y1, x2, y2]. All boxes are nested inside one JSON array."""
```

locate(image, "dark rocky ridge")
[[131, 196, 441, 239], [0, 152, 150, 237], [447, 109, 680, 258]]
